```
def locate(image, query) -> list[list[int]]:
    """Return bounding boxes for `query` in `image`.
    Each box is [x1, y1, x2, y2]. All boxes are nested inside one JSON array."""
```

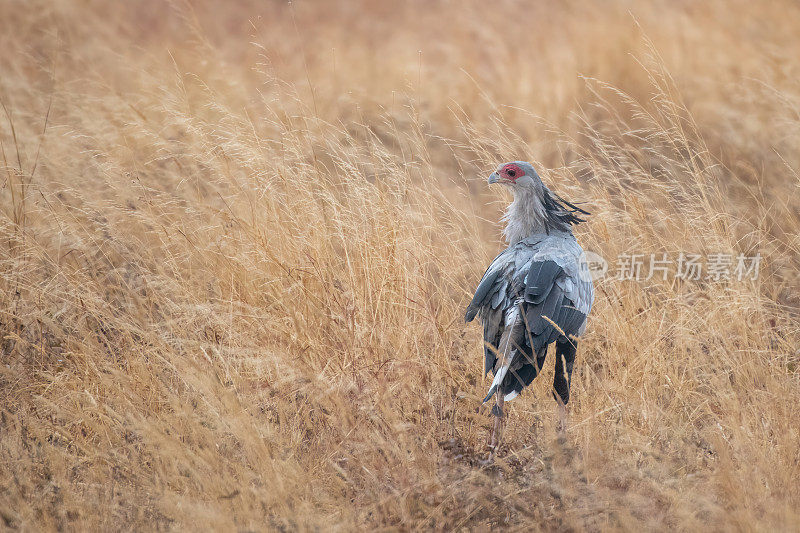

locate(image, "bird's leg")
[[483, 306, 521, 464], [553, 338, 577, 436], [489, 393, 505, 448], [484, 393, 505, 463], [555, 396, 569, 435]]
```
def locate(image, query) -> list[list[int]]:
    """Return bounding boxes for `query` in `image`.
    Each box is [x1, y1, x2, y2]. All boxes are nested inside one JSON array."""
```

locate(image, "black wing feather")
[[524, 260, 562, 304]]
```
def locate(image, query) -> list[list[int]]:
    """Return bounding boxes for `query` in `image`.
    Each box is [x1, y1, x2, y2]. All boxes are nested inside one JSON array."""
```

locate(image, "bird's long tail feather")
[[482, 363, 510, 403], [482, 309, 521, 404]]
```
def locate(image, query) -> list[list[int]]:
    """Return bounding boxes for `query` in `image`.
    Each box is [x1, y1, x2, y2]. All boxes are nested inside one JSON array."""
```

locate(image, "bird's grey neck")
[[502, 186, 563, 244]]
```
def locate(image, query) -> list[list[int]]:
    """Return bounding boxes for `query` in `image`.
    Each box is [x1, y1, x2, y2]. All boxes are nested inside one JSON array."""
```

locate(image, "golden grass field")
[[1, 0, 799, 530]]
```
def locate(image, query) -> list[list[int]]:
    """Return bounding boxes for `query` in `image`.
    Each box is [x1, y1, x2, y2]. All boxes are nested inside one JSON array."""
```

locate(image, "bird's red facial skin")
[[500, 164, 524, 182]]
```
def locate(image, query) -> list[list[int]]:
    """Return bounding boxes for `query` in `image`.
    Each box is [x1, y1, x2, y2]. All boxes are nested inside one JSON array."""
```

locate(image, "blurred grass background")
[[1, 0, 799, 529]]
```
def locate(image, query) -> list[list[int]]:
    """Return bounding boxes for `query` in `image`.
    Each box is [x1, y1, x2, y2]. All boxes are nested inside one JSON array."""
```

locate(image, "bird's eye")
[[507, 169, 516, 177]]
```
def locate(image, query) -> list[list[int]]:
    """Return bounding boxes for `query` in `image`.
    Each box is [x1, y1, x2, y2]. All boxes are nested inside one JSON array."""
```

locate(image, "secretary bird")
[[465, 161, 594, 462]]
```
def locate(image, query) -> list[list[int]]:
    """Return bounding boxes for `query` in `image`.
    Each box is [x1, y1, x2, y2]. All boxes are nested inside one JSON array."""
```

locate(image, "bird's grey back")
[[465, 230, 594, 323]]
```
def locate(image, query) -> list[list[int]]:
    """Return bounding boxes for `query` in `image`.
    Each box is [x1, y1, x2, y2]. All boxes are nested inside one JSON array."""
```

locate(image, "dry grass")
[[1, 0, 799, 530]]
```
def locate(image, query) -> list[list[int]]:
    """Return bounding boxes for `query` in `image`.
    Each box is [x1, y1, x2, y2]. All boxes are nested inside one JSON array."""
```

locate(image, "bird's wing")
[[464, 249, 511, 323], [520, 234, 593, 346], [464, 241, 543, 376], [520, 259, 588, 351], [464, 237, 548, 323]]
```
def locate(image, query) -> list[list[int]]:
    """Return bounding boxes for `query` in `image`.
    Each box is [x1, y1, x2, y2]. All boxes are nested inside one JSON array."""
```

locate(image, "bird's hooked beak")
[[488, 171, 514, 185]]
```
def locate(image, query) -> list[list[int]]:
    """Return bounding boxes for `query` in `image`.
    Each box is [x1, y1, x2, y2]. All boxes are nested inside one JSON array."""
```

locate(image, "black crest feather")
[[542, 191, 590, 233]]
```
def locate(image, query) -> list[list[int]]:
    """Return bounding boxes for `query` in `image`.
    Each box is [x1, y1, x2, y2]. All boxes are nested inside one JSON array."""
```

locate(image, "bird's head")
[[487, 160, 590, 237], [487, 161, 542, 192]]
